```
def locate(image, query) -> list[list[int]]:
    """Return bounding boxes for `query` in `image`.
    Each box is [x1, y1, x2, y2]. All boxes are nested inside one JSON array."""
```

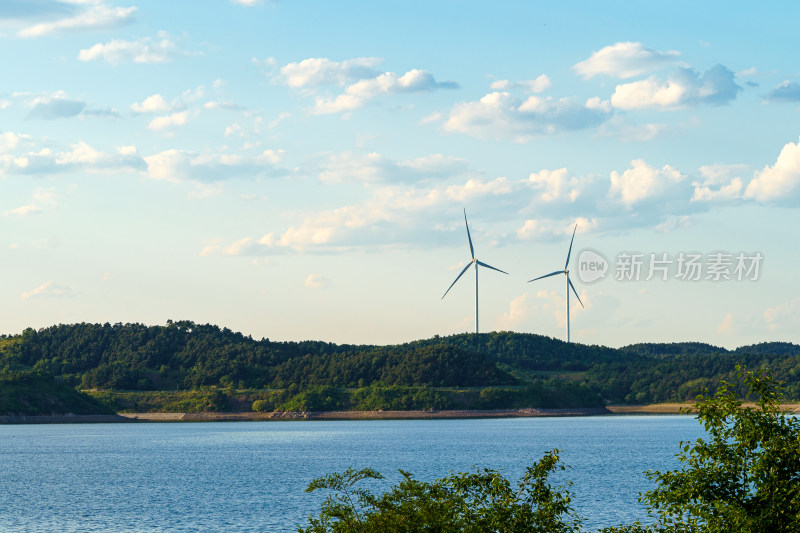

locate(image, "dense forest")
[[1, 320, 799, 414]]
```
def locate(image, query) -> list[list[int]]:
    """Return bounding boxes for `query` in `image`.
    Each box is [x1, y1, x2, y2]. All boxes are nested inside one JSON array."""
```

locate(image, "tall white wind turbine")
[[442, 209, 508, 334], [528, 225, 584, 343]]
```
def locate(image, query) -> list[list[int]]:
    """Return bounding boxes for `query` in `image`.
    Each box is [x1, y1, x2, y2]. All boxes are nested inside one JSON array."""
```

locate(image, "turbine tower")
[[528, 225, 584, 343], [442, 209, 508, 334]]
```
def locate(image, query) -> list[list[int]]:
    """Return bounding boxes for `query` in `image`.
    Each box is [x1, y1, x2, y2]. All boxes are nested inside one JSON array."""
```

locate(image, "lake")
[[0, 415, 703, 532]]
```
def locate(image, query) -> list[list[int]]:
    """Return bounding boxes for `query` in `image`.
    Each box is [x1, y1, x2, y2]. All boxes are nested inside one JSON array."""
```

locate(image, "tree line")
[[2, 321, 800, 413]]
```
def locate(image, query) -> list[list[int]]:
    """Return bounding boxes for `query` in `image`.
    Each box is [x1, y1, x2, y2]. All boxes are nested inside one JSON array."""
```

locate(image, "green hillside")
[[1, 321, 799, 413], [0, 371, 114, 416]]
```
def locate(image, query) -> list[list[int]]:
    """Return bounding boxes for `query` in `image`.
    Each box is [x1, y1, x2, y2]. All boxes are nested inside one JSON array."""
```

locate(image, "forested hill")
[[2, 321, 800, 405]]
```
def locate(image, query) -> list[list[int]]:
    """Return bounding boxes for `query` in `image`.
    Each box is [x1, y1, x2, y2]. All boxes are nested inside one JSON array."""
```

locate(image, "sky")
[[2, 1, 800, 349]]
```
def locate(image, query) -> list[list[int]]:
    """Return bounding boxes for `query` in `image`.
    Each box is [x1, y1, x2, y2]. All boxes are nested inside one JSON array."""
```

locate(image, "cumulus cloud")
[[4, 205, 41, 217], [27, 93, 86, 119], [21, 281, 76, 299], [313, 69, 459, 114], [144, 148, 286, 183], [148, 111, 189, 130], [691, 164, 747, 202], [318, 152, 469, 184], [17, 2, 136, 38], [0, 131, 32, 152], [131, 94, 171, 113], [574, 42, 680, 79], [279, 57, 383, 88], [78, 31, 186, 65], [304, 274, 331, 289], [763, 298, 799, 332], [200, 133, 800, 258], [444, 92, 611, 141], [0, 142, 145, 175], [717, 312, 734, 334], [745, 136, 800, 203], [489, 75, 552, 93], [611, 65, 742, 110], [496, 293, 530, 330], [609, 159, 685, 207], [203, 101, 242, 111], [202, 157, 693, 256], [765, 81, 800, 103], [274, 57, 457, 114], [3, 186, 58, 217]]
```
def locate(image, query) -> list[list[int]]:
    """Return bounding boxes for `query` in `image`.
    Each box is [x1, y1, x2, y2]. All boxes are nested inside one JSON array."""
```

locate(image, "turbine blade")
[[441, 262, 472, 299], [564, 224, 577, 270], [464, 209, 475, 260], [476, 260, 508, 275], [528, 270, 563, 283], [568, 278, 584, 308]]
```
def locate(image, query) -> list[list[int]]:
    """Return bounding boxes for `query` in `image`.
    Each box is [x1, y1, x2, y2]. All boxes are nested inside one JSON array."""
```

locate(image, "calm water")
[[0, 416, 703, 532]]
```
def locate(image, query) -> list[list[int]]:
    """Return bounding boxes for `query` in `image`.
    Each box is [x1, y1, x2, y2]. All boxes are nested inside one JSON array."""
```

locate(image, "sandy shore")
[[606, 403, 800, 414], [6, 404, 800, 423], [119, 407, 612, 422], [606, 404, 693, 414]]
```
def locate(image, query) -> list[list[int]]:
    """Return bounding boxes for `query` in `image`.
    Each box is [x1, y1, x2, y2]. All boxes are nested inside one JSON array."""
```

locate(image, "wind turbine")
[[528, 225, 584, 343], [442, 209, 508, 334]]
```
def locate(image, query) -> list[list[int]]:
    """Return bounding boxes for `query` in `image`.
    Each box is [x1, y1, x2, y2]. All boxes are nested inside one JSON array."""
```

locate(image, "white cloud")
[[692, 164, 747, 202], [745, 137, 800, 203], [0, 132, 32, 153], [490, 75, 552, 93], [21, 281, 75, 299], [318, 152, 469, 184], [275, 57, 457, 114], [0, 141, 145, 175], [496, 293, 530, 330], [717, 313, 734, 334], [517, 218, 597, 241], [420, 112, 442, 125], [444, 92, 611, 141], [27, 92, 86, 119], [611, 65, 742, 110], [78, 32, 182, 64], [304, 274, 331, 289], [202, 138, 800, 257], [763, 298, 799, 332], [573, 42, 680, 79], [148, 111, 189, 131], [131, 94, 171, 113], [609, 159, 685, 206], [19, 2, 136, 38], [203, 101, 242, 111], [528, 168, 579, 203], [144, 148, 285, 183], [766, 81, 800, 103], [4, 205, 41, 217], [279, 57, 383, 88], [313, 69, 458, 114]]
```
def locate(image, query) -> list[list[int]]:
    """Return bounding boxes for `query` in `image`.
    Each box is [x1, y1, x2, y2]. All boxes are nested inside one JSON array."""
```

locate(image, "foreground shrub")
[[637, 365, 800, 532], [299, 450, 580, 533]]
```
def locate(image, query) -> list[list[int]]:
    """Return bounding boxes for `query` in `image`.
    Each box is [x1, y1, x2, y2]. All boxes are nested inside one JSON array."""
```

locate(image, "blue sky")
[[2, 0, 800, 348]]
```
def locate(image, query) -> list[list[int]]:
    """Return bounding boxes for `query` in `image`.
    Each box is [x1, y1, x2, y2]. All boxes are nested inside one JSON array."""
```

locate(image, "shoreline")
[[5, 403, 799, 424], [2, 407, 611, 424]]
